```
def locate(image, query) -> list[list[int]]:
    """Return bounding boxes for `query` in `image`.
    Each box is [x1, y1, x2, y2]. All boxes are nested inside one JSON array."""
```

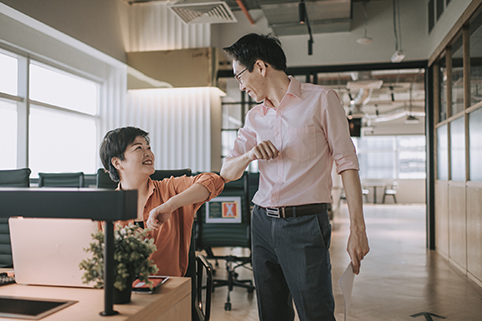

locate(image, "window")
[[0, 50, 19, 170], [439, 58, 448, 122], [30, 61, 97, 115], [428, 0, 435, 32], [450, 117, 465, 181], [469, 8, 482, 107], [437, 125, 448, 180], [28, 61, 99, 176], [469, 108, 482, 181], [355, 135, 426, 180], [0, 100, 17, 169], [0, 47, 100, 175], [0, 51, 17, 96], [29, 106, 97, 175], [451, 35, 464, 116]]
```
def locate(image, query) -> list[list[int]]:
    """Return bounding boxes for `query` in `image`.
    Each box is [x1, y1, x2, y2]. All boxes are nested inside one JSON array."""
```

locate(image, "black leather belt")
[[261, 203, 329, 218]]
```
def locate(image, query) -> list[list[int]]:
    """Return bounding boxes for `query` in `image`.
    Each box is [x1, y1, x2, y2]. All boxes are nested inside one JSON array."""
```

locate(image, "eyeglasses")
[[234, 67, 248, 84]]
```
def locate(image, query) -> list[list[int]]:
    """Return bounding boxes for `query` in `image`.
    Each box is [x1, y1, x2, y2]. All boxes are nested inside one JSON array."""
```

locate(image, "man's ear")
[[254, 60, 268, 77], [111, 157, 122, 170]]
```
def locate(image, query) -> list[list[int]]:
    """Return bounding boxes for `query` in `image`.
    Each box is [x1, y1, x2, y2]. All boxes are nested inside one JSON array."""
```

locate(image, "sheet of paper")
[[338, 262, 355, 321]]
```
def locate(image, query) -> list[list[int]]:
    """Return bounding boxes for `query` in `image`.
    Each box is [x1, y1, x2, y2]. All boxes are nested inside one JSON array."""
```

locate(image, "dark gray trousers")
[[251, 205, 335, 321]]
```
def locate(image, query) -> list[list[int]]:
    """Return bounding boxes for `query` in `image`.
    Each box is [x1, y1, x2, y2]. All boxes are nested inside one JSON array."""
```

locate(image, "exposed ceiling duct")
[[365, 106, 425, 124], [168, 0, 237, 24], [346, 79, 383, 118]]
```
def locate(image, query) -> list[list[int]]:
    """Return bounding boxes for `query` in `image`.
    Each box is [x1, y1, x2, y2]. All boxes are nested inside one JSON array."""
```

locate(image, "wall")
[[0, 0, 128, 63], [125, 87, 223, 172]]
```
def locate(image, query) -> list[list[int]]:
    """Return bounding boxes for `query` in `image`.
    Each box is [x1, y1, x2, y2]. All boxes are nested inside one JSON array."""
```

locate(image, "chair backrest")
[[38, 172, 85, 187], [388, 181, 399, 191], [96, 168, 118, 189], [96, 168, 192, 189], [0, 168, 31, 187], [0, 168, 31, 268], [196, 172, 251, 249]]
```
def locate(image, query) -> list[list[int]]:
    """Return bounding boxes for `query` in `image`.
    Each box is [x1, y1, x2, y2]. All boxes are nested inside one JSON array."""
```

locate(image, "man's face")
[[233, 60, 265, 103], [114, 135, 155, 180]]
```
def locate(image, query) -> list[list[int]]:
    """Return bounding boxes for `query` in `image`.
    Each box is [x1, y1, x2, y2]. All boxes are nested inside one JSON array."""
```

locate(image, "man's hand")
[[346, 227, 369, 275], [146, 202, 174, 230], [248, 140, 279, 161]]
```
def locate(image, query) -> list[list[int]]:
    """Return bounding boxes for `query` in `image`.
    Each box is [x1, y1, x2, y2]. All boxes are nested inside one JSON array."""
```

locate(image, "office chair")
[[0, 168, 31, 267], [38, 172, 85, 187], [196, 172, 255, 311]]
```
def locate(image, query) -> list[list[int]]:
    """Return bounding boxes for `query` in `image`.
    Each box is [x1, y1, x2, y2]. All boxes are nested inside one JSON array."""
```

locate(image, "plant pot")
[[113, 278, 133, 304]]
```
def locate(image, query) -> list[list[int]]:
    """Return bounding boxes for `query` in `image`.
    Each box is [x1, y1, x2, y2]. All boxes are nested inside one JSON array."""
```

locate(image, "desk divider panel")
[[0, 187, 137, 316]]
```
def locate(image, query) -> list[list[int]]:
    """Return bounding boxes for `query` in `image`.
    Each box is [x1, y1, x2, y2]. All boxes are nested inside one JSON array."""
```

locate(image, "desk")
[[0, 277, 191, 321], [363, 184, 386, 204]]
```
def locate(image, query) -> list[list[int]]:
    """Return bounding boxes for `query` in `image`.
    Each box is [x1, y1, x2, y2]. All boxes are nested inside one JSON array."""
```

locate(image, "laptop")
[[9, 217, 99, 288]]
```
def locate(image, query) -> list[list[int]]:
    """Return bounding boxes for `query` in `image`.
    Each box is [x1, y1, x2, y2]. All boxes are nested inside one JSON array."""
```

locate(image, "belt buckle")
[[266, 207, 285, 218]]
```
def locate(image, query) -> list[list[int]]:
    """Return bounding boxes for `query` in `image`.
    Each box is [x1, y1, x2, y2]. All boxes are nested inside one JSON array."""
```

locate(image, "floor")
[[200, 204, 482, 321]]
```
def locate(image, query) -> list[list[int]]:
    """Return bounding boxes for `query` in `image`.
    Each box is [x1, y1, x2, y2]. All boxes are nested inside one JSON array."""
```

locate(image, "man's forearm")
[[220, 154, 252, 183], [340, 169, 366, 229]]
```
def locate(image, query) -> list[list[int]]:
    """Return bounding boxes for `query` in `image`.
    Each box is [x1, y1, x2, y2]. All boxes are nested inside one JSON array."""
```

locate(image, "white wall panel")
[[126, 87, 221, 172], [127, 2, 210, 52]]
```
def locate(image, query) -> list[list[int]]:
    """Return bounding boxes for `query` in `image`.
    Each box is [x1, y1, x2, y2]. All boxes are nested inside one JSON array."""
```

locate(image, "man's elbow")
[[220, 167, 234, 184], [220, 159, 238, 183]]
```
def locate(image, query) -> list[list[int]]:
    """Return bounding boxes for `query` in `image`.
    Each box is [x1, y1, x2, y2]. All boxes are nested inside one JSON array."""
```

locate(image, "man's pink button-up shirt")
[[228, 76, 359, 208]]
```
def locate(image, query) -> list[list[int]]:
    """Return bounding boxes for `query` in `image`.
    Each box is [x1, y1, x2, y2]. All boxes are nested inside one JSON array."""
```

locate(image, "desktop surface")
[[0, 275, 191, 321]]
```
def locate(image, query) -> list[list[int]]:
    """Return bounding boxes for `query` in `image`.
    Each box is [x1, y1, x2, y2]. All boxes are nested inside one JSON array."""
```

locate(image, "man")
[[220, 33, 369, 321], [100, 126, 224, 276]]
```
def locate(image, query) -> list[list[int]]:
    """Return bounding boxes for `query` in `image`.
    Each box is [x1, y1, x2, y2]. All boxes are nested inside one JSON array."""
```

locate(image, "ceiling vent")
[[168, 0, 237, 24]]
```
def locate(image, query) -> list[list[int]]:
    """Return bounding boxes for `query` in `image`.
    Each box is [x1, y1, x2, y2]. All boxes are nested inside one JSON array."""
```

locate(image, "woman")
[[99, 126, 224, 276]]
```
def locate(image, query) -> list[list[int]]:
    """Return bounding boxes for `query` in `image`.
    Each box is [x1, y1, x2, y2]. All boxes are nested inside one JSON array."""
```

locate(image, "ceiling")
[[126, 0, 426, 134], [127, 0, 390, 36]]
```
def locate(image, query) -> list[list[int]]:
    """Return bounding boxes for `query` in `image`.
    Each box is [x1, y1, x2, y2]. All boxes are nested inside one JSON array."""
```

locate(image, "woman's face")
[[114, 135, 155, 179]]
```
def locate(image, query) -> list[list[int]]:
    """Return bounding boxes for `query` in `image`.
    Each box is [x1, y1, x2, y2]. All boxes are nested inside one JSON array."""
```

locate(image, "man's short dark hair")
[[223, 33, 287, 72], [99, 126, 150, 182]]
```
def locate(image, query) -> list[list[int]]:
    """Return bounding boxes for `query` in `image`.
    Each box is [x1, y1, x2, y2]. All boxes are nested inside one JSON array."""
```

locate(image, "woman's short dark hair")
[[99, 127, 150, 182], [223, 33, 287, 72]]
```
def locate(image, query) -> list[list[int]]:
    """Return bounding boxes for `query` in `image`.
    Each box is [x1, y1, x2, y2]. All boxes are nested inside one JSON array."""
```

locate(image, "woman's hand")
[[146, 202, 175, 230]]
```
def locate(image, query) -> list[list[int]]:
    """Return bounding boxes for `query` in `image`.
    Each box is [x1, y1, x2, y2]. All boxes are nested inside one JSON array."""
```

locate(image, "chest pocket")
[[283, 126, 317, 162]]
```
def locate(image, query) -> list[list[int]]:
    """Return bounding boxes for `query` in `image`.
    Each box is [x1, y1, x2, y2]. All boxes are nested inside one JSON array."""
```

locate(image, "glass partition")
[[439, 58, 448, 122], [437, 124, 448, 180], [469, 108, 482, 181], [451, 35, 464, 115], [450, 116, 465, 181], [470, 9, 482, 107]]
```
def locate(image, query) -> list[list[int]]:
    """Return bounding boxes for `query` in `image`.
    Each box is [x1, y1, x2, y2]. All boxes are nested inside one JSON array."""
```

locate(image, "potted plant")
[[79, 223, 159, 304]]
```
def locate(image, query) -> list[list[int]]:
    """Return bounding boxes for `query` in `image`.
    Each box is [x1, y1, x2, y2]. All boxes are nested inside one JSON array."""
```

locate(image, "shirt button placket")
[[275, 110, 283, 206]]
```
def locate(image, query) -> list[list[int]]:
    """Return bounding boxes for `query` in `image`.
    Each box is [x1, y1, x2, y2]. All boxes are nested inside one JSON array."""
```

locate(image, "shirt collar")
[[116, 177, 156, 198], [261, 76, 302, 115]]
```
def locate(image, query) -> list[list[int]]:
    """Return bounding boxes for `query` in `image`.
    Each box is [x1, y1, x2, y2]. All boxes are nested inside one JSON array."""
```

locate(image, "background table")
[[363, 183, 387, 204]]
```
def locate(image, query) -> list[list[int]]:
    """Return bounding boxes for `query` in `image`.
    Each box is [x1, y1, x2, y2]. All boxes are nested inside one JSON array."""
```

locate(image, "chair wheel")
[[225, 302, 231, 311], [248, 287, 254, 293]]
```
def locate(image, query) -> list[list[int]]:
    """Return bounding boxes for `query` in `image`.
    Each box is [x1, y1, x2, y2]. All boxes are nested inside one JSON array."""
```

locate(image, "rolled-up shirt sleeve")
[[322, 90, 360, 174], [227, 113, 258, 158], [193, 172, 225, 201]]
